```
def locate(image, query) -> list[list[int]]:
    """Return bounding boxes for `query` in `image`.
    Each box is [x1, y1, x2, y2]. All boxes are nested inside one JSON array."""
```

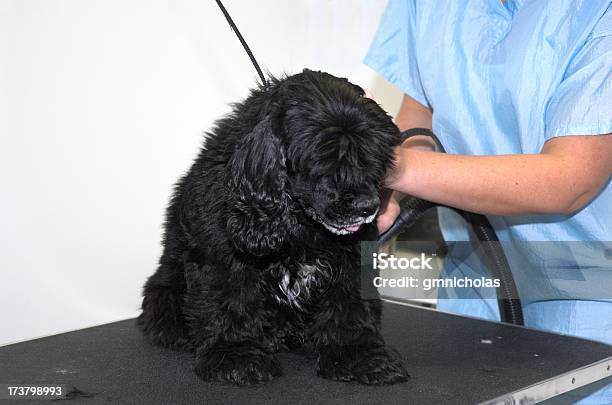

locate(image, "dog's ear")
[[225, 115, 293, 256]]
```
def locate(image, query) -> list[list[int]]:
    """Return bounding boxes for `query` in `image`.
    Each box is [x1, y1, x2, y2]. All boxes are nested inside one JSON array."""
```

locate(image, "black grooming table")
[[1, 302, 610, 404]]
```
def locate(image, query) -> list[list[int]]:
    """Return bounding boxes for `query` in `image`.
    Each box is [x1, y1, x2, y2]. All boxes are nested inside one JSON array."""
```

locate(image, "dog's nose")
[[352, 197, 379, 218]]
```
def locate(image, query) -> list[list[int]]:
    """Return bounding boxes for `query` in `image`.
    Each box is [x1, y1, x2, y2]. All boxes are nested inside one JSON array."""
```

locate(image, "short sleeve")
[[545, 9, 612, 139], [363, 0, 430, 108]]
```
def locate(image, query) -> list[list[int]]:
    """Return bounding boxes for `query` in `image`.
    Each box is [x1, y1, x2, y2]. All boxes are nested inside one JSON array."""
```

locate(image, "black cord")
[[400, 128, 445, 152], [214, 0, 268, 87], [380, 128, 525, 325]]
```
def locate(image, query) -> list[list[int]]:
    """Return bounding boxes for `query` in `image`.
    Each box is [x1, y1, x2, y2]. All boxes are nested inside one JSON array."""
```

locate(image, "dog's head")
[[226, 69, 400, 255]]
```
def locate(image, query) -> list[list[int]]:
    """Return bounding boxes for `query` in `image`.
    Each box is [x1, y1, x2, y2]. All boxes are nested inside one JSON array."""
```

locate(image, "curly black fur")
[[138, 69, 408, 385]]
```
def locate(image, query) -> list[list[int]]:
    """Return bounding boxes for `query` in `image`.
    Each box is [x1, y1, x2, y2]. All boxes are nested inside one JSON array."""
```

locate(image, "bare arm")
[[377, 94, 612, 232], [394, 93, 434, 148], [389, 134, 612, 216]]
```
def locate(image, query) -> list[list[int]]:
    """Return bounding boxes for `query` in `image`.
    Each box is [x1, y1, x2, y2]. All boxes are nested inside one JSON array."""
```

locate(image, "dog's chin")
[[310, 209, 379, 236]]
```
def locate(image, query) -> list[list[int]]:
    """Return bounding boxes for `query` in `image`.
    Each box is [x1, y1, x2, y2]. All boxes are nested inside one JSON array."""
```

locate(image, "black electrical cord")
[[378, 129, 524, 326], [214, 0, 268, 88]]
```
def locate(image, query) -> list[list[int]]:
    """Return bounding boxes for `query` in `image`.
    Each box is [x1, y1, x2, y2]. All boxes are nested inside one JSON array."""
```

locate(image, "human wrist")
[[386, 147, 412, 190], [387, 147, 426, 197]]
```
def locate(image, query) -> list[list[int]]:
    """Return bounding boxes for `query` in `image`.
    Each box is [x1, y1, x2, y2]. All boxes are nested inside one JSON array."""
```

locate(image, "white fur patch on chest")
[[275, 261, 328, 309]]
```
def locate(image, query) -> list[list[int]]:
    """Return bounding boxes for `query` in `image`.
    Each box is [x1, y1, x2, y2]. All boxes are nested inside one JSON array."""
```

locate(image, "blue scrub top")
[[364, 0, 611, 243], [365, 2, 612, 401]]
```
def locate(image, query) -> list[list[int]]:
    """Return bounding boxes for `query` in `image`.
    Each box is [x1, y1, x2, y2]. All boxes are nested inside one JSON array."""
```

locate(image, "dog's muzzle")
[[319, 208, 379, 235]]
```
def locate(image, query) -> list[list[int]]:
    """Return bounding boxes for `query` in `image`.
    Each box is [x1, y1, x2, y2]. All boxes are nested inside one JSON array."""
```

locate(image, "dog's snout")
[[352, 196, 379, 218]]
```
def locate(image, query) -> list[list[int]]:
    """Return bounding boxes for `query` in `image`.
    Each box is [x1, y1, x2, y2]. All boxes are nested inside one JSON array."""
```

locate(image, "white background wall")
[[0, 0, 402, 345]]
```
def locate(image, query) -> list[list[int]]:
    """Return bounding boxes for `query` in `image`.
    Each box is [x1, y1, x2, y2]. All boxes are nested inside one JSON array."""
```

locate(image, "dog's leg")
[[187, 266, 282, 385], [270, 306, 306, 352], [311, 290, 409, 385], [137, 259, 191, 350]]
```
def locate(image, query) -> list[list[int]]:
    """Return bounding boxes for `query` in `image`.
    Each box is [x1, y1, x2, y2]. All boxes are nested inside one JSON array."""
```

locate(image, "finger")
[[377, 213, 394, 234], [377, 201, 401, 234]]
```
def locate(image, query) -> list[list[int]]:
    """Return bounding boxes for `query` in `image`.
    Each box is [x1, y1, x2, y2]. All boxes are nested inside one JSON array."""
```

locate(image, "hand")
[[377, 188, 404, 234]]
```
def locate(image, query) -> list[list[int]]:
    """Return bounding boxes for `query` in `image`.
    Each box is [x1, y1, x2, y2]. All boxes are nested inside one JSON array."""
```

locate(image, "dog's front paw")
[[350, 347, 409, 385], [317, 345, 409, 385], [194, 345, 282, 385]]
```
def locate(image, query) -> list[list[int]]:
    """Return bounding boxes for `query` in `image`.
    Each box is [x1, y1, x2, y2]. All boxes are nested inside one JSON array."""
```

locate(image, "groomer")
[[365, 1, 611, 402]]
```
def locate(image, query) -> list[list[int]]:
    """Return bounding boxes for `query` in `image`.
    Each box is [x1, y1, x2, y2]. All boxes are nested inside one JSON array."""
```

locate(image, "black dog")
[[138, 69, 408, 385]]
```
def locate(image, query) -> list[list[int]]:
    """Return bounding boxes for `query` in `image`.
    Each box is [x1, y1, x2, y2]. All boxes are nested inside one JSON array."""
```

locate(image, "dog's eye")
[[326, 191, 339, 201]]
